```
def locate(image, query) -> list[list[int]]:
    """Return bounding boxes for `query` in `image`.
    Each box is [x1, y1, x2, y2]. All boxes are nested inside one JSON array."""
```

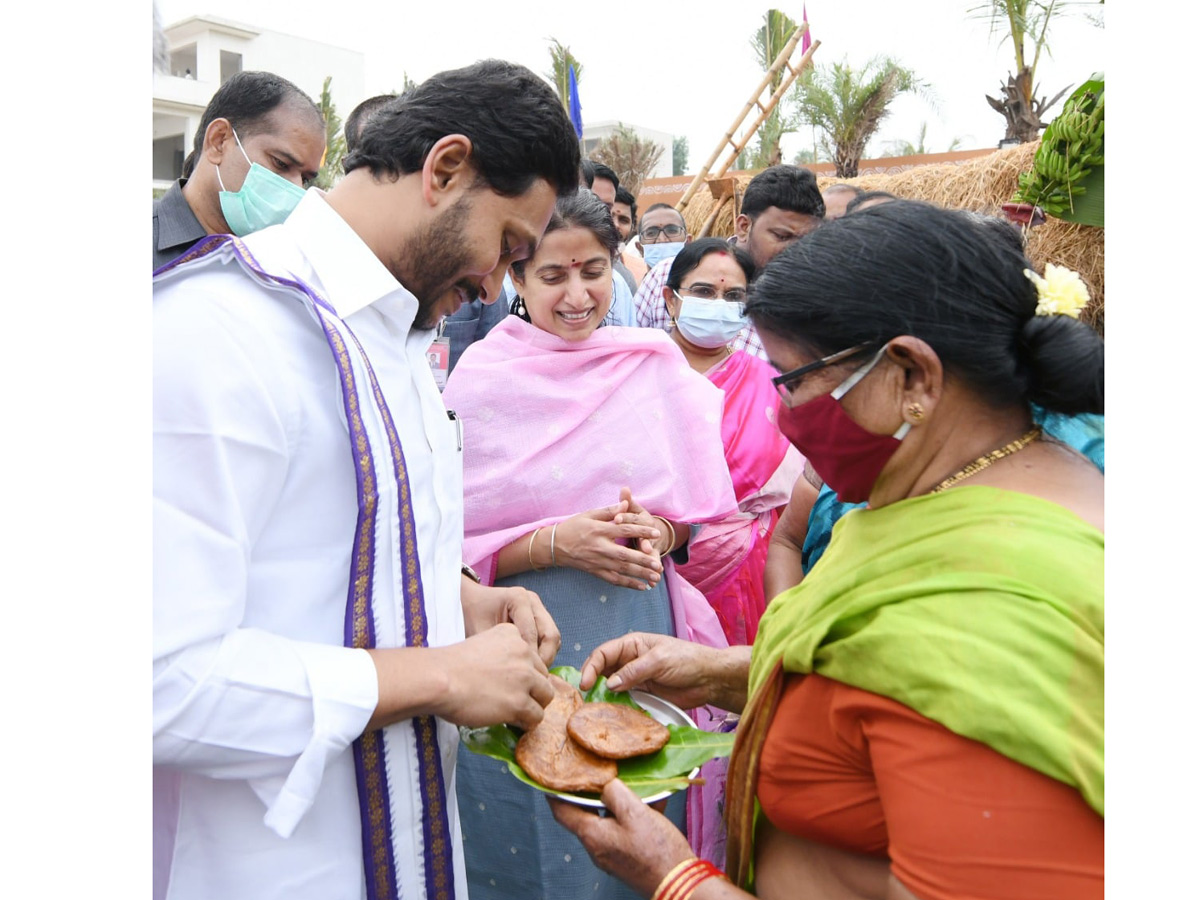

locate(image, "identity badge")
[[428, 339, 450, 391]]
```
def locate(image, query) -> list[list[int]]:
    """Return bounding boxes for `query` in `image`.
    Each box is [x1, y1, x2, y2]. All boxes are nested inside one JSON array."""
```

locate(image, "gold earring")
[[906, 403, 925, 420]]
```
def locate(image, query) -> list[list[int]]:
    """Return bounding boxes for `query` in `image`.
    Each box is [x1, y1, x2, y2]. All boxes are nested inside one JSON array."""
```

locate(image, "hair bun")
[[1018, 315, 1104, 414]]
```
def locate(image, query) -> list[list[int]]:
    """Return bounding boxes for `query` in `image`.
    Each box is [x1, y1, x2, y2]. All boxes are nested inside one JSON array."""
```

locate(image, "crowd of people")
[[153, 62, 1104, 900]]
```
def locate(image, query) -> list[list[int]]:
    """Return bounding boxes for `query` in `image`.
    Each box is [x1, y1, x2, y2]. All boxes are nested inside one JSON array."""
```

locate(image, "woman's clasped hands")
[[556, 487, 671, 591]]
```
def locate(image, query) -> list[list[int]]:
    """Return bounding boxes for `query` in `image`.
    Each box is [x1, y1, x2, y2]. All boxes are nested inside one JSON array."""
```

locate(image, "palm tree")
[[545, 38, 583, 111], [315, 76, 347, 190], [883, 122, 963, 157], [972, 0, 1084, 142], [793, 57, 924, 178], [748, 9, 800, 167]]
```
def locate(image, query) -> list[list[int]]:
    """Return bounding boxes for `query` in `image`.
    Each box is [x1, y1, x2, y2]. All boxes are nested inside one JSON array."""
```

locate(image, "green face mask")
[[215, 129, 307, 236]]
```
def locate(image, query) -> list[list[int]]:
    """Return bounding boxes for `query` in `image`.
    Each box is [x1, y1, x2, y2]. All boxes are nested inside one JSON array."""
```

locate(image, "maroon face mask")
[[775, 348, 911, 504]]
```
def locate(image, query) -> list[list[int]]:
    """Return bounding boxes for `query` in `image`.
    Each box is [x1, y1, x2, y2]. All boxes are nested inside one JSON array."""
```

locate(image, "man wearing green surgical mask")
[[152, 70, 326, 270]]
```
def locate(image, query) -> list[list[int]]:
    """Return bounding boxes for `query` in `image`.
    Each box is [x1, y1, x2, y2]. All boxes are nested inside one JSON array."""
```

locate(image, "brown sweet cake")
[[515, 676, 618, 793], [567, 702, 671, 759]]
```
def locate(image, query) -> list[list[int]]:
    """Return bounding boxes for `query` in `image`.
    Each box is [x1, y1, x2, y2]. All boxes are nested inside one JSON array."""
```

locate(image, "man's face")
[[402, 178, 558, 330], [217, 105, 326, 191], [611, 201, 634, 242], [591, 177, 617, 211], [636, 207, 687, 247], [737, 206, 822, 268]]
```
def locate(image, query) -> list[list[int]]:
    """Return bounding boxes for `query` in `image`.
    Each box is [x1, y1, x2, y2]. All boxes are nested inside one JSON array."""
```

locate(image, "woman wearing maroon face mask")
[[550, 201, 1104, 900]]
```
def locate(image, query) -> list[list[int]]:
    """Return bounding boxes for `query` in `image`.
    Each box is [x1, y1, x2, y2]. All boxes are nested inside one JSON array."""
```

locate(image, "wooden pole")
[[708, 39, 820, 182], [676, 23, 811, 213], [697, 195, 731, 238]]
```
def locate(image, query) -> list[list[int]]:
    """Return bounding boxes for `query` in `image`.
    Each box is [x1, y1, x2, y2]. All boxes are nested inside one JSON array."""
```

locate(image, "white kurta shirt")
[[153, 190, 468, 900]]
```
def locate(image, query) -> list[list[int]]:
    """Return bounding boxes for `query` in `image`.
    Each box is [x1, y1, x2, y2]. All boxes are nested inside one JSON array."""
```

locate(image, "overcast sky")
[[156, 0, 1105, 169]]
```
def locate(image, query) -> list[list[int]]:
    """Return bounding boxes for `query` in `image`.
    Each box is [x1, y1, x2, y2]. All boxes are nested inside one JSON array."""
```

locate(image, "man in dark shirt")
[[152, 70, 325, 270]]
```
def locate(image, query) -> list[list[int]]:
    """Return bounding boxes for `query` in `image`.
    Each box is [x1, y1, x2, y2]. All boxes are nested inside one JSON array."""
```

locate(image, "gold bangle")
[[652, 516, 677, 555], [549, 522, 558, 568], [528, 527, 545, 572]]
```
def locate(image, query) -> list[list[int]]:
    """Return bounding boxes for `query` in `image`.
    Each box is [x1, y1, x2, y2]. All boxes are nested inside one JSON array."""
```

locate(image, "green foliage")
[[315, 75, 347, 191], [747, 9, 801, 168], [883, 122, 963, 157], [1012, 74, 1104, 224], [460, 666, 736, 801], [793, 56, 925, 177], [672, 136, 689, 176], [546, 38, 583, 111]]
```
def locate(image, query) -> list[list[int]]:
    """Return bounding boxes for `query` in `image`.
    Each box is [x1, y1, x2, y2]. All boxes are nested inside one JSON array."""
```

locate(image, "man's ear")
[[420, 134, 474, 207], [734, 214, 751, 241], [202, 118, 234, 166], [685, 234, 693, 244]]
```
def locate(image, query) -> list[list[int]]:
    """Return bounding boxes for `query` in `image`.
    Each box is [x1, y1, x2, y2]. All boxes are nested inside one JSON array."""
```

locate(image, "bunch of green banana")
[[1014, 90, 1104, 218]]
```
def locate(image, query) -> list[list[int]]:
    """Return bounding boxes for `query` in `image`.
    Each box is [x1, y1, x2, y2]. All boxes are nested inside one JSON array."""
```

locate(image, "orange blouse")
[[756, 673, 1103, 900]]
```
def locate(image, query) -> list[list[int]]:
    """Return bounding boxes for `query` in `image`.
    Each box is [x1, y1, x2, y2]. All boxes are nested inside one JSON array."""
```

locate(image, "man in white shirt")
[[153, 60, 580, 900]]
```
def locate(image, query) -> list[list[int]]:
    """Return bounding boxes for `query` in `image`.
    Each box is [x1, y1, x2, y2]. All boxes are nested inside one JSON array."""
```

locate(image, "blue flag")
[[568, 64, 583, 139]]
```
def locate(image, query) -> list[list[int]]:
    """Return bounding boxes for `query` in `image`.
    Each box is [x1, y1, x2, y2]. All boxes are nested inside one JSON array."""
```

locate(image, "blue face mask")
[[642, 241, 685, 269], [215, 129, 307, 236], [673, 296, 749, 348]]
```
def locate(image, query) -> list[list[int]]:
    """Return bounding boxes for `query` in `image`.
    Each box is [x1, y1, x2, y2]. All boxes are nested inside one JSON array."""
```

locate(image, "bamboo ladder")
[[675, 24, 820, 237]]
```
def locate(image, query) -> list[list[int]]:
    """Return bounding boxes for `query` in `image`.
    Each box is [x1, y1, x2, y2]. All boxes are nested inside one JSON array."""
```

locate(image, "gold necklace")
[[930, 426, 1042, 493]]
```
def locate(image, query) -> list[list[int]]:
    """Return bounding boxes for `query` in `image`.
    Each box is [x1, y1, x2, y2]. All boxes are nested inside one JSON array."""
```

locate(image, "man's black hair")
[[741, 165, 825, 220], [615, 185, 637, 224], [640, 202, 685, 230], [845, 190, 899, 214], [344, 93, 398, 155], [590, 162, 620, 192], [344, 60, 581, 198], [182, 70, 322, 179]]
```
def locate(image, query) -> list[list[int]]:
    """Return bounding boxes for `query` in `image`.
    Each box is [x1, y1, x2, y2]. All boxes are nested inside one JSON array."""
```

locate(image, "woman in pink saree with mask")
[[442, 191, 738, 900], [656, 239, 807, 645]]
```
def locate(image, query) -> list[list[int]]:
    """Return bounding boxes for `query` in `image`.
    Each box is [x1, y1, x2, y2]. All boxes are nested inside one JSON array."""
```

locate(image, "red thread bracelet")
[[652, 858, 727, 900]]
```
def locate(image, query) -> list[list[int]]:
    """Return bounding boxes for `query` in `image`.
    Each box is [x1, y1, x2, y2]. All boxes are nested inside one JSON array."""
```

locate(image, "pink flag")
[[802, 4, 812, 54]]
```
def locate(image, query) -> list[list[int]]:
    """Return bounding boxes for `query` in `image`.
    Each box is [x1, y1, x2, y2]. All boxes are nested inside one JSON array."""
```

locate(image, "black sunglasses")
[[771, 341, 879, 400]]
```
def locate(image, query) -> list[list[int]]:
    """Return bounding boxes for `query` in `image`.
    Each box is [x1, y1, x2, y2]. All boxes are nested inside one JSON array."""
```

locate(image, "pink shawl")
[[442, 317, 739, 649], [676, 352, 803, 640], [709, 350, 798, 503]]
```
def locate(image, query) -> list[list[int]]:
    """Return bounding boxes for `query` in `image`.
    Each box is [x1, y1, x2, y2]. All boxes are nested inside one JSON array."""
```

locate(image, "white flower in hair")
[[1024, 264, 1090, 318]]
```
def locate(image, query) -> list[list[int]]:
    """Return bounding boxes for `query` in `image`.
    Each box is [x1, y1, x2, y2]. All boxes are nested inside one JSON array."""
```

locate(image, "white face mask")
[[642, 241, 685, 269], [673, 295, 749, 348]]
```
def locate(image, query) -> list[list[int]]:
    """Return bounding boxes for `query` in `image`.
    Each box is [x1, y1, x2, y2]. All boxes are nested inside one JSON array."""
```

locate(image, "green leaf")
[[460, 666, 736, 801], [1056, 163, 1104, 226]]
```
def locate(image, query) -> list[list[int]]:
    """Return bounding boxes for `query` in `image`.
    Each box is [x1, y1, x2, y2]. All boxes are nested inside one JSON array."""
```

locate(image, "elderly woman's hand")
[[556, 500, 665, 590], [581, 632, 751, 714], [549, 779, 694, 897]]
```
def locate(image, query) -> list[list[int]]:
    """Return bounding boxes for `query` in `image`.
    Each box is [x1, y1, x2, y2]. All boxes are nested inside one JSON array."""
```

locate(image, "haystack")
[[683, 143, 1104, 334]]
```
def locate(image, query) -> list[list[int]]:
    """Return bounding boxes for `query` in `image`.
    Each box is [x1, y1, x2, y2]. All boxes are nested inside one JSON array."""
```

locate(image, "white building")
[[153, 14, 365, 191], [581, 121, 675, 180]]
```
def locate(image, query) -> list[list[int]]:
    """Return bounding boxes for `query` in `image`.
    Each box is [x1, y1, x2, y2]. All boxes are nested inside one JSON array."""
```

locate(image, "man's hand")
[[430, 624, 555, 730], [367, 624, 554, 732], [461, 577, 560, 666]]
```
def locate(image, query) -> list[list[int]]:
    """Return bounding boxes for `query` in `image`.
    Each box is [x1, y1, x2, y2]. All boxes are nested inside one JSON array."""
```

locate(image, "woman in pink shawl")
[[443, 190, 738, 900], [657, 239, 808, 645]]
